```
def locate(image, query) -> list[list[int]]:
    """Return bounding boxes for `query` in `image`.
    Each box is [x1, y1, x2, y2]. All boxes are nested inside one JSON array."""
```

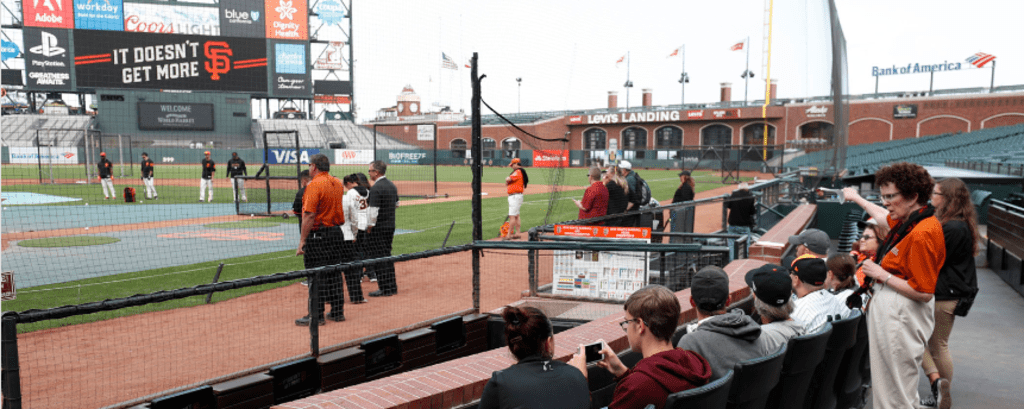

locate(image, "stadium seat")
[[588, 348, 644, 409], [764, 322, 833, 409], [726, 342, 787, 409], [803, 309, 862, 409], [664, 369, 734, 409], [835, 310, 871, 409]]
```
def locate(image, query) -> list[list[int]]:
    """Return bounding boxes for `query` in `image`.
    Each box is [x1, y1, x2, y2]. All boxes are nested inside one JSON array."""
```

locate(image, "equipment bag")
[[124, 187, 136, 203], [635, 173, 652, 206]]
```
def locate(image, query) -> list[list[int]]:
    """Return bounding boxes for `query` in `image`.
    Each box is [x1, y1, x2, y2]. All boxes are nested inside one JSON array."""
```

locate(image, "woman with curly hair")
[[846, 162, 946, 409], [917, 177, 979, 408]]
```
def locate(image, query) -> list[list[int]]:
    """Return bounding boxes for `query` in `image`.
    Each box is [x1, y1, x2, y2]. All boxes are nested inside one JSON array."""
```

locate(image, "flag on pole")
[[965, 52, 996, 68], [730, 39, 745, 51], [616, 54, 626, 67], [667, 46, 682, 58], [442, 52, 458, 70], [464, 58, 472, 69]]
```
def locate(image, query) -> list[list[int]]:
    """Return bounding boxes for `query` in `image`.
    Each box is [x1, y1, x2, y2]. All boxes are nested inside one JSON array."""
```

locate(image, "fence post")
[[528, 229, 538, 297], [721, 196, 729, 232], [308, 270, 320, 357], [2, 312, 23, 409]]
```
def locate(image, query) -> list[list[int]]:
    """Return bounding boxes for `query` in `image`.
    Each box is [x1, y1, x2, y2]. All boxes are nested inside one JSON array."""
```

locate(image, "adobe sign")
[[24, 0, 75, 28]]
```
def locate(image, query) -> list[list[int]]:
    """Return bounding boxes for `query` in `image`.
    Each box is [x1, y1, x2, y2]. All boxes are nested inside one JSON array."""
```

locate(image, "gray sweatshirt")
[[676, 309, 765, 379]]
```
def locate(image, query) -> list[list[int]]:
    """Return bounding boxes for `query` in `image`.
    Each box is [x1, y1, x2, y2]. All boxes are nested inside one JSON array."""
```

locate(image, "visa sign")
[[268, 148, 320, 164]]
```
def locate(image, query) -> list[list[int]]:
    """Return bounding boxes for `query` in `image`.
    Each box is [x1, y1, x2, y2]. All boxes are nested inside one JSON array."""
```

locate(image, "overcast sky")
[[2, 0, 1020, 120], [349, 0, 1022, 121]]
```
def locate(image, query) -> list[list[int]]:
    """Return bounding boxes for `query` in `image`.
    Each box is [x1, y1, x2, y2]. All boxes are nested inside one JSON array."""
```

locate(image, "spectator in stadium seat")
[[604, 166, 629, 226], [851, 218, 884, 287], [676, 266, 764, 380], [226, 152, 248, 202], [367, 160, 399, 297], [745, 264, 805, 355], [199, 151, 216, 202], [574, 167, 609, 221], [570, 284, 712, 409], [618, 161, 643, 227], [295, 154, 346, 325], [788, 228, 831, 258], [825, 253, 864, 307], [505, 158, 528, 238], [479, 306, 590, 409], [790, 255, 850, 333], [852, 163, 945, 409]]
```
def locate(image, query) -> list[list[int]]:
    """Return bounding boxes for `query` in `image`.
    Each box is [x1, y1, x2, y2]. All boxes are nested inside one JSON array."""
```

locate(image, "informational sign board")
[[269, 40, 311, 97], [551, 225, 651, 300], [1, 271, 14, 301], [138, 102, 215, 130], [9, 147, 80, 164], [334, 149, 373, 165], [417, 125, 434, 141], [893, 104, 918, 119]]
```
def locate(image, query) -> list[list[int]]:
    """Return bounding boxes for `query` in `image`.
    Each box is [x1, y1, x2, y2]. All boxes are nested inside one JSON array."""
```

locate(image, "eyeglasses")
[[619, 318, 639, 332], [880, 193, 900, 203], [859, 235, 876, 241], [931, 191, 944, 197]]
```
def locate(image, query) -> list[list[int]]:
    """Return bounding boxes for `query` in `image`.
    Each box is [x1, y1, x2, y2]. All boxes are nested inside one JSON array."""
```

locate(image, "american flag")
[[730, 40, 745, 51], [442, 53, 458, 70], [965, 52, 996, 68]]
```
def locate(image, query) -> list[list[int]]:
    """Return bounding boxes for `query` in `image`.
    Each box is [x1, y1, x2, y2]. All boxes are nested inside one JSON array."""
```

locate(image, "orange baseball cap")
[[100, 152, 106, 156], [509, 158, 521, 166], [204, 151, 211, 154]]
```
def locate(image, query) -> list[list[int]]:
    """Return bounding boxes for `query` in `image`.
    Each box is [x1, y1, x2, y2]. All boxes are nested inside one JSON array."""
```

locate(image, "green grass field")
[[17, 236, 121, 247], [1, 165, 747, 332]]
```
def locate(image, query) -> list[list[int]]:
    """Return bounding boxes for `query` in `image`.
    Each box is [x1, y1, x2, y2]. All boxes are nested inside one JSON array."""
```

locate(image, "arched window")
[[701, 124, 732, 146], [450, 138, 467, 158], [655, 126, 683, 149], [583, 128, 606, 150], [742, 123, 776, 146], [621, 127, 648, 150], [501, 137, 521, 150], [799, 122, 834, 144], [482, 137, 497, 158]]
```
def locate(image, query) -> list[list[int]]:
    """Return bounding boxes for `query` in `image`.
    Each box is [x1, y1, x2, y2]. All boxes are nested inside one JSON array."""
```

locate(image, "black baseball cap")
[[678, 170, 691, 176], [790, 256, 828, 286], [745, 264, 792, 307], [691, 266, 730, 311]]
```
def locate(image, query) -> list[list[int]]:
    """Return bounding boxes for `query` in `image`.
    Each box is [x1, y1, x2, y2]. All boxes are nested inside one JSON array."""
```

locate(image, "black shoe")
[[351, 299, 368, 304], [295, 316, 325, 326], [326, 311, 346, 322], [369, 290, 395, 297]]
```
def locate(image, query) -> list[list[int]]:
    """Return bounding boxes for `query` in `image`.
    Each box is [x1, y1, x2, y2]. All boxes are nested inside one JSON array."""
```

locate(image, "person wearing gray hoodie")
[[676, 266, 766, 380]]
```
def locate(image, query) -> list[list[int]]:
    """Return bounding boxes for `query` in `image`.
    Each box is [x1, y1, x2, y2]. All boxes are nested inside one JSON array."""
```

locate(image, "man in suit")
[[367, 160, 399, 297]]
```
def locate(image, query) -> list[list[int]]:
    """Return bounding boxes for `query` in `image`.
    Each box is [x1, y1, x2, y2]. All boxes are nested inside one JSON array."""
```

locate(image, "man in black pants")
[[226, 152, 248, 202], [367, 160, 399, 297], [295, 154, 347, 326]]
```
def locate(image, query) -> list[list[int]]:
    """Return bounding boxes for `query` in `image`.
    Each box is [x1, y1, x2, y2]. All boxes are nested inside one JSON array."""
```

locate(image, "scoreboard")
[[20, 0, 311, 97]]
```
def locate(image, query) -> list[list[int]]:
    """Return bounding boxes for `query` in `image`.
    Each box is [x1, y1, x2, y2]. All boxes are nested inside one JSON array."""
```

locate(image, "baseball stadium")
[[2, 1, 1023, 408]]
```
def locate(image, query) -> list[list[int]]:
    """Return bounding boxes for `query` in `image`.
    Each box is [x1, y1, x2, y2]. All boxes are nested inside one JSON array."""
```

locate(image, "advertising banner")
[[269, 40, 311, 97], [9, 146, 80, 164], [417, 125, 434, 141], [893, 104, 918, 119], [1, 39, 20, 61], [267, 148, 320, 164], [24, 28, 74, 90], [552, 225, 650, 299], [74, 30, 268, 93], [123, 3, 219, 36], [2, 271, 14, 301], [314, 0, 346, 25], [532, 149, 569, 168], [24, 0, 75, 28], [315, 95, 351, 104], [314, 42, 346, 70], [265, 0, 308, 40], [334, 149, 373, 165], [74, 0, 123, 31], [219, 0, 265, 38], [388, 150, 428, 165], [138, 102, 214, 130]]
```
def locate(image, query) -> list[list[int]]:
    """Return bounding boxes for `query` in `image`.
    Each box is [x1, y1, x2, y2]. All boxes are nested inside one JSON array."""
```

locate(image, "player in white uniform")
[[140, 152, 158, 200], [98, 152, 116, 200], [342, 173, 371, 303]]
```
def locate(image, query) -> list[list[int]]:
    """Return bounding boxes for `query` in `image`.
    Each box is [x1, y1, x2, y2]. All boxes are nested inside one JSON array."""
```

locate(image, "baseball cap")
[[619, 160, 632, 170], [204, 151, 211, 155], [141, 152, 148, 156], [509, 158, 521, 166], [788, 228, 831, 255], [100, 152, 106, 156], [678, 170, 691, 176], [745, 264, 792, 307], [856, 217, 879, 230], [691, 266, 730, 311], [790, 256, 828, 286]]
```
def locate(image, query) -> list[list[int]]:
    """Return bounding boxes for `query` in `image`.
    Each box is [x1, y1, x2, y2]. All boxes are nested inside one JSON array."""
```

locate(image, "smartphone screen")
[[584, 342, 603, 363]]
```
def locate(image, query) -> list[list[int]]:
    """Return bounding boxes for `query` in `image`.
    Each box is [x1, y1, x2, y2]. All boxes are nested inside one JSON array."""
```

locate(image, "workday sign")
[[267, 148, 320, 164]]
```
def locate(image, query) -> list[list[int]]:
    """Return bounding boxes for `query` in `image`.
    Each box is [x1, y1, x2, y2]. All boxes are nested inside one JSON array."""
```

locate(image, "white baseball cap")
[[619, 160, 632, 170]]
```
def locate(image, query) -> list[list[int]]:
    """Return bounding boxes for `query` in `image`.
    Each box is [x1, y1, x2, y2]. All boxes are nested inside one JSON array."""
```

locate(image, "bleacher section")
[[785, 124, 1024, 176], [252, 119, 329, 149], [0, 115, 91, 147], [323, 121, 419, 150]]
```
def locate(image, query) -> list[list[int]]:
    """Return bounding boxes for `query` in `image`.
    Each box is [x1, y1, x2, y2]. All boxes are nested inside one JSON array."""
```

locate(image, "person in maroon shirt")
[[573, 167, 609, 222]]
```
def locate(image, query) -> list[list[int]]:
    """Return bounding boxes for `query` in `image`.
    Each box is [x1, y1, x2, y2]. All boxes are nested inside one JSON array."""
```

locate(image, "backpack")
[[634, 172, 652, 206], [124, 187, 136, 203]]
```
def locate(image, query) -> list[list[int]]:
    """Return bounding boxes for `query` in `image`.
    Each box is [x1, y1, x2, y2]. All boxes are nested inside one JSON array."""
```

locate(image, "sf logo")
[[204, 41, 233, 80]]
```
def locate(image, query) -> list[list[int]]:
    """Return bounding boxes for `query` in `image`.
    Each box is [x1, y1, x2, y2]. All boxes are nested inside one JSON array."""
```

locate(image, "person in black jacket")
[[479, 306, 589, 409], [98, 152, 116, 200], [603, 167, 629, 226], [226, 152, 248, 202], [140, 152, 157, 200], [726, 182, 756, 234], [199, 151, 216, 202], [366, 160, 399, 297], [672, 170, 695, 204]]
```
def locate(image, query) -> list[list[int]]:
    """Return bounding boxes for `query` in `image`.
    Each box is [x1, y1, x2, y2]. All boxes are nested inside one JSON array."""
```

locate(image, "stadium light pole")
[[516, 77, 522, 114]]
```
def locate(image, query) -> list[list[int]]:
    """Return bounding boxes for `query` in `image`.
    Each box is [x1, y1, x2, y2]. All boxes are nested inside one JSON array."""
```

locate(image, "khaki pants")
[[922, 300, 958, 379], [868, 283, 935, 409]]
